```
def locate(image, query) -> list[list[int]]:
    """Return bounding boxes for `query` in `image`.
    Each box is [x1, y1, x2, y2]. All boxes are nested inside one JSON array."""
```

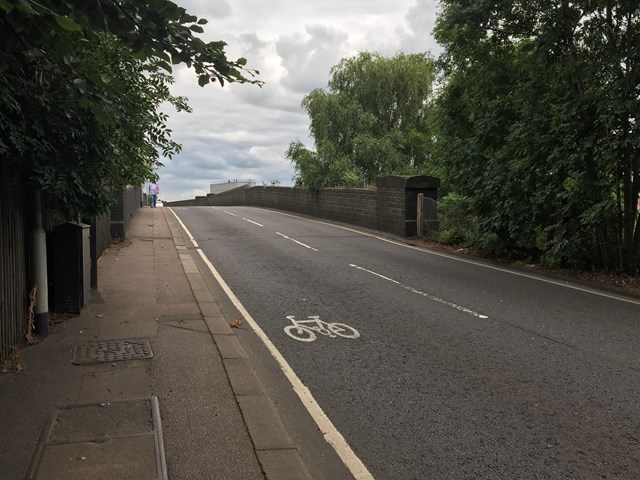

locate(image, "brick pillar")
[[376, 175, 440, 237]]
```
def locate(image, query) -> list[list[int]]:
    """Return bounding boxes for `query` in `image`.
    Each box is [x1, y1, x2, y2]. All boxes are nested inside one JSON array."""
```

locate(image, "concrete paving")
[[0, 207, 312, 480]]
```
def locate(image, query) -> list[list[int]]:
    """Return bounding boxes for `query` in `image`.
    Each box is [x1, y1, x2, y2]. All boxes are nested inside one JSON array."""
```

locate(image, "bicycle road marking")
[[168, 208, 373, 480], [198, 252, 372, 479], [276, 232, 318, 252], [350, 263, 489, 319], [284, 315, 360, 342]]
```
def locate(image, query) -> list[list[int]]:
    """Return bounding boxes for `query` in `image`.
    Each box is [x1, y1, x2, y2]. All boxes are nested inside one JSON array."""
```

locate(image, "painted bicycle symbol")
[[284, 315, 360, 343]]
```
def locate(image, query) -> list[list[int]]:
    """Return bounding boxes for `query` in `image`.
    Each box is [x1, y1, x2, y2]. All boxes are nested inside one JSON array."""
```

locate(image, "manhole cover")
[[72, 339, 153, 364]]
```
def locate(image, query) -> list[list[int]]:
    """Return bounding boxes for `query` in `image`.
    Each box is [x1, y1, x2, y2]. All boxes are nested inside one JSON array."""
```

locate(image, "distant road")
[[173, 205, 640, 480]]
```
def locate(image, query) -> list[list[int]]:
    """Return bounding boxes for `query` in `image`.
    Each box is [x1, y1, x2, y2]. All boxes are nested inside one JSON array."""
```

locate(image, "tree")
[[287, 51, 436, 191], [432, 1, 640, 272], [0, 0, 260, 218]]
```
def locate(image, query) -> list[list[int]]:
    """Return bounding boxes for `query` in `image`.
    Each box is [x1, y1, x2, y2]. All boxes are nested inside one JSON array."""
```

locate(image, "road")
[[171, 205, 640, 480]]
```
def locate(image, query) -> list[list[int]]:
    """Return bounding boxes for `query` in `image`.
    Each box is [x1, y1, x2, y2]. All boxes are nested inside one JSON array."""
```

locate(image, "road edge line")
[[196, 248, 373, 480]]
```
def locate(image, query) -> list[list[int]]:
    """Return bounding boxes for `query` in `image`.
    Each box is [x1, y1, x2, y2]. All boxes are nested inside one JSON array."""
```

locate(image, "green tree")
[[0, 0, 260, 218], [432, 1, 640, 272], [287, 51, 436, 191]]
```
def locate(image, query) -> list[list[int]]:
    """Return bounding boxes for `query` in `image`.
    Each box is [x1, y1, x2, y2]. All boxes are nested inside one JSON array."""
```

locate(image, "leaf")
[[56, 33, 74, 56], [229, 319, 242, 328], [16, 1, 37, 15], [55, 14, 82, 32], [197, 74, 209, 87], [0, 0, 14, 13], [155, 60, 172, 73]]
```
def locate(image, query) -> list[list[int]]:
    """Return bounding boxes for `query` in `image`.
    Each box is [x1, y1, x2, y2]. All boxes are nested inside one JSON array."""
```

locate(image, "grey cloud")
[[183, 0, 232, 19], [239, 33, 269, 51], [398, 0, 442, 55], [276, 24, 348, 93], [158, 0, 441, 201]]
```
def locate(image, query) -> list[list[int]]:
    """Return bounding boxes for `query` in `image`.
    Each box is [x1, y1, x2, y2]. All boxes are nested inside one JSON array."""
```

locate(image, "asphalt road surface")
[[172, 205, 640, 480]]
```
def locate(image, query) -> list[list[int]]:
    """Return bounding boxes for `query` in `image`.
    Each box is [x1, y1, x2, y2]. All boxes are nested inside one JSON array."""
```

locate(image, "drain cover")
[[72, 339, 153, 364]]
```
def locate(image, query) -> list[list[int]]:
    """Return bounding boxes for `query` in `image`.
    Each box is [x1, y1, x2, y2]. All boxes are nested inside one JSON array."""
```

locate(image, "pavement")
[[0, 206, 314, 480]]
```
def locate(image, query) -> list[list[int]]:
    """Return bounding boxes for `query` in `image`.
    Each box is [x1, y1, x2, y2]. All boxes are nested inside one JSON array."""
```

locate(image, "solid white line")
[[276, 232, 319, 252], [243, 218, 264, 227], [259, 209, 640, 306], [167, 208, 199, 248], [351, 264, 489, 319], [196, 249, 373, 480], [223, 210, 237, 217], [173, 211, 373, 479]]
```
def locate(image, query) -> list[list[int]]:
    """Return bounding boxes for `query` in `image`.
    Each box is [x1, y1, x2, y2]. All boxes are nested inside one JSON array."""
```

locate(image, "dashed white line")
[[276, 232, 318, 252], [223, 210, 237, 217], [259, 209, 640, 307], [243, 218, 264, 227], [350, 264, 489, 319]]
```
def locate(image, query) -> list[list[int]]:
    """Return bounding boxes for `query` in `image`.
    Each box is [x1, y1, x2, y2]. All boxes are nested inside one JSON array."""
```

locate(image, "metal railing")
[[0, 161, 28, 361]]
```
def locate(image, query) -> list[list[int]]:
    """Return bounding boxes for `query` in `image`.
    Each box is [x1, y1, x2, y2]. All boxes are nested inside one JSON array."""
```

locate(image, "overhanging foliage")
[[0, 0, 261, 218]]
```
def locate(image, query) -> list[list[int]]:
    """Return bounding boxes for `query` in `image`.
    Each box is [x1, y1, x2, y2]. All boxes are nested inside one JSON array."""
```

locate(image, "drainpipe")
[[90, 217, 98, 290], [30, 188, 48, 337]]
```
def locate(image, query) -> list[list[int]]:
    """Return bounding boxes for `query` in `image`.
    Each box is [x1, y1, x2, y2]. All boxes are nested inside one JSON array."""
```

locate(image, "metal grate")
[[72, 339, 153, 364], [26, 397, 168, 480]]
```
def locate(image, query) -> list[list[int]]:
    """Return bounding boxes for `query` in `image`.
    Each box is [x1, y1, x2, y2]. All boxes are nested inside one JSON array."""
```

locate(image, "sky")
[[158, 0, 443, 201]]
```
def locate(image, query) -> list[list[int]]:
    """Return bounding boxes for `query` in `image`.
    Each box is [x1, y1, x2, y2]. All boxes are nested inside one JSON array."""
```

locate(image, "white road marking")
[[168, 208, 199, 248], [223, 210, 237, 217], [243, 218, 264, 227], [168, 208, 373, 480], [284, 315, 361, 342], [276, 232, 318, 252], [350, 264, 489, 319], [260, 209, 640, 307], [196, 250, 373, 480]]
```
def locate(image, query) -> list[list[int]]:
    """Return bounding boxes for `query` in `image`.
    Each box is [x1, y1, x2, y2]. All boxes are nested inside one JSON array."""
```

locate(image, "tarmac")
[[0, 206, 315, 480]]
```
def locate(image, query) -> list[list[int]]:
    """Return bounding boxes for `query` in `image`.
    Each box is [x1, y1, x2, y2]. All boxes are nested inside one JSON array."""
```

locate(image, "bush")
[[432, 193, 477, 246]]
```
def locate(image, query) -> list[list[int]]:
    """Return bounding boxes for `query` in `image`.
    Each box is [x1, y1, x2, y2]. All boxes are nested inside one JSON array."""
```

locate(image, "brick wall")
[[167, 175, 440, 237]]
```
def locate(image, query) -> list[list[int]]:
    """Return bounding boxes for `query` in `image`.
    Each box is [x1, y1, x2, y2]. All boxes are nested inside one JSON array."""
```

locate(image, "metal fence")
[[0, 170, 142, 361], [0, 161, 28, 361]]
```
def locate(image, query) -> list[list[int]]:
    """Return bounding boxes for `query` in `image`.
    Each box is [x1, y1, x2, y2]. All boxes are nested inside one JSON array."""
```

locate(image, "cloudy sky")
[[158, 0, 443, 201]]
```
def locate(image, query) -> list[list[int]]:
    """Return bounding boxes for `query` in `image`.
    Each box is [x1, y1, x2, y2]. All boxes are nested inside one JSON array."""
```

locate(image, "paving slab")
[[28, 397, 165, 480], [237, 395, 296, 450], [1, 207, 314, 480], [79, 367, 151, 403]]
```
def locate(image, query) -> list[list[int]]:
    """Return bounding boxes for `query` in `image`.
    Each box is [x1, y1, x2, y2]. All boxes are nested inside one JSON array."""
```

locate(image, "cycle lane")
[[172, 205, 640, 480]]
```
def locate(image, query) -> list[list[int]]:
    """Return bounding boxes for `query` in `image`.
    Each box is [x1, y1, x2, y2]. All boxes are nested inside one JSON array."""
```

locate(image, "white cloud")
[[158, 0, 441, 201], [276, 25, 349, 94]]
